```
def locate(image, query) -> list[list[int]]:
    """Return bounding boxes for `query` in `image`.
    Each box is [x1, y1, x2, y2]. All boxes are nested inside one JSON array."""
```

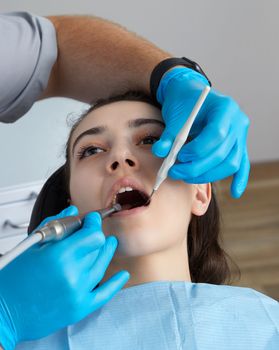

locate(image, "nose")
[[106, 149, 139, 174]]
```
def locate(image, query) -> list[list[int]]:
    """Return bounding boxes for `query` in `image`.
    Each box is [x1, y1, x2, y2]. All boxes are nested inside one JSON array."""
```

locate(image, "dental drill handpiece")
[[0, 203, 122, 270], [36, 203, 123, 243], [148, 85, 211, 202]]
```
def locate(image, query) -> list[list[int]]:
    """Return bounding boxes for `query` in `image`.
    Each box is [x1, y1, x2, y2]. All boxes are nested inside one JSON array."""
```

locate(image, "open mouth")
[[113, 189, 150, 211]]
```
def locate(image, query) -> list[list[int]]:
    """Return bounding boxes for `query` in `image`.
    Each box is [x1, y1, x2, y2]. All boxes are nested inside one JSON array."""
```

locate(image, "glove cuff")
[[150, 57, 211, 103]]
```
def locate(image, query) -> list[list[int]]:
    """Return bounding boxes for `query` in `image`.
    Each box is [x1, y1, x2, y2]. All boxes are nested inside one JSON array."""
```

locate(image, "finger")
[[230, 147, 250, 198], [70, 236, 119, 289], [170, 140, 242, 184], [86, 235, 119, 290], [86, 270, 130, 313], [230, 124, 250, 198], [59, 212, 105, 256], [152, 129, 174, 158], [178, 110, 232, 162], [170, 131, 237, 180], [57, 205, 79, 218]]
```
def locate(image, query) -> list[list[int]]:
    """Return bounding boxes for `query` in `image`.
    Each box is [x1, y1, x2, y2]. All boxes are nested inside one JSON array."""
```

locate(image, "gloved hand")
[[0, 205, 129, 350], [152, 67, 250, 198]]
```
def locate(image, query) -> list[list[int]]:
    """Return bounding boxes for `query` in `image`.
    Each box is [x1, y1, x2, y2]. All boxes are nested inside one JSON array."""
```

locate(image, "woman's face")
[[69, 100, 198, 258]]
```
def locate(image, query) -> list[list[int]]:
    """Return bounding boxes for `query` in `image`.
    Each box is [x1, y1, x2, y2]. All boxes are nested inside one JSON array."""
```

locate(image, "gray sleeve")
[[0, 12, 57, 123]]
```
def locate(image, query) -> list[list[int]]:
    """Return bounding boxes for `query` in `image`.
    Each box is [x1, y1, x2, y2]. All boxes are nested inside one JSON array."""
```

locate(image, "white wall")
[[0, 0, 278, 188]]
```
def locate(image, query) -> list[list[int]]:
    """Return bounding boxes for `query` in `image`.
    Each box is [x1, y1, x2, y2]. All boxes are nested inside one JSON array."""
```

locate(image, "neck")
[[100, 239, 192, 289]]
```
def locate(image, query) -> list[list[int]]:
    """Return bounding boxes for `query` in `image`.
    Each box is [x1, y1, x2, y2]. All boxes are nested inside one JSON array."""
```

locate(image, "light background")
[[0, 0, 278, 188]]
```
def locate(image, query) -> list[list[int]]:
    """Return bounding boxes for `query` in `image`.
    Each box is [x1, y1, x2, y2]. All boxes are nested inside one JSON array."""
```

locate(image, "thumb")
[[152, 129, 174, 158]]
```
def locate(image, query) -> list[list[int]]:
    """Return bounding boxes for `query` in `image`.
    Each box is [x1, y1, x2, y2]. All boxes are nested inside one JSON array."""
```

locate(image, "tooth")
[[112, 186, 135, 205]]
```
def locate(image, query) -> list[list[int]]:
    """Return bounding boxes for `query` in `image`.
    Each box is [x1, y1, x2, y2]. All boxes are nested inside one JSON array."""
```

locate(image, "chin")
[[112, 228, 170, 259]]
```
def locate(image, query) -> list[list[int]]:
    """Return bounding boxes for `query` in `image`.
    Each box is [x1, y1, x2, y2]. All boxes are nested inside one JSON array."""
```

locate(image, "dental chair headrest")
[[28, 165, 68, 234]]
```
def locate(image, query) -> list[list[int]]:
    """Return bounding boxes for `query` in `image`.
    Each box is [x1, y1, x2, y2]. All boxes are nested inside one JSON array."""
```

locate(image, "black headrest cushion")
[[28, 165, 69, 234]]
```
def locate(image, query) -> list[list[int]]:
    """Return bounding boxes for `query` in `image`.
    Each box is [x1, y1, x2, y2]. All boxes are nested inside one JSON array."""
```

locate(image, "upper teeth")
[[117, 186, 134, 194], [112, 186, 134, 205]]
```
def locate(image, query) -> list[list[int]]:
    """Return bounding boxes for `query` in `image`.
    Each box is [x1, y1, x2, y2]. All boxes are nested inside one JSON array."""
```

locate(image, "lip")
[[105, 177, 150, 208], [111, 204, 148, 217]]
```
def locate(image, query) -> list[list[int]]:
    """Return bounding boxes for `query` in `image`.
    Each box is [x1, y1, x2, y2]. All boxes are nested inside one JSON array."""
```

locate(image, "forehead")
[[72, 100, 162, 139]]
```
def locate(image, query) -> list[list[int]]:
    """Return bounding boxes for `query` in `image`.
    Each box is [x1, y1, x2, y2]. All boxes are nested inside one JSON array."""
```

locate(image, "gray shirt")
[[0, 12, 57, 123]]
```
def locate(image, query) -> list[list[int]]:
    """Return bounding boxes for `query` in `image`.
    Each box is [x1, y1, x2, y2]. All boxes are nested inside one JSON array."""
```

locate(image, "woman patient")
[[18, 91, 278, 349], [65, 91, 230, 288]]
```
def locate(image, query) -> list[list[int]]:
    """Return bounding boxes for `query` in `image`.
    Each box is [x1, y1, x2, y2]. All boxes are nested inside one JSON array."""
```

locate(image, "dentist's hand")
[[152, 67, 250, 198], [0, 205, 129, 350]]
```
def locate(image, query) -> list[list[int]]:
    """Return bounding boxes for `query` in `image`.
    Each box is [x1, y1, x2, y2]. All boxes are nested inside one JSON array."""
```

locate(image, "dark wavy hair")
[[64, 91, 239, 285]]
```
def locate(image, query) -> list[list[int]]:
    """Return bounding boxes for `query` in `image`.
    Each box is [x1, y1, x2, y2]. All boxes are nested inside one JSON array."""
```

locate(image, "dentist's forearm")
[[40, 15, 171, 103]]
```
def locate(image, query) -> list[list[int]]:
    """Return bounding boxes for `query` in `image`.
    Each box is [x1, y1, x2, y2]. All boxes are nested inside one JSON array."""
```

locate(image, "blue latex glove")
[[152, 67, 250, 198], [0, 206, 130, 350]]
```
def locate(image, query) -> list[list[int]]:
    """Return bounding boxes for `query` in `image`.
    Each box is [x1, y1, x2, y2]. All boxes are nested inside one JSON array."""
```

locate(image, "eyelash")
[[76, 145, 104, 159], [137, 134, 160, 146], [76, 134, 160, 160]]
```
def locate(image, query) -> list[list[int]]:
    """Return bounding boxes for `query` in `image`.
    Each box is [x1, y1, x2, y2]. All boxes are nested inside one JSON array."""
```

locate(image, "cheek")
[[69, 165, 102, 213], [152, 180, 193, 232]]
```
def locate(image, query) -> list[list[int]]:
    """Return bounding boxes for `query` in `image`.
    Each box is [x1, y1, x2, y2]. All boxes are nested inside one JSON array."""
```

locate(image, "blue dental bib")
[[16, 281, 279, 350]]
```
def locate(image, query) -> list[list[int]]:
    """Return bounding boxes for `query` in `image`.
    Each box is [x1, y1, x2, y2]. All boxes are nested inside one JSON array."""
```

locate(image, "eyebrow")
[[72, 118, 165, 155]]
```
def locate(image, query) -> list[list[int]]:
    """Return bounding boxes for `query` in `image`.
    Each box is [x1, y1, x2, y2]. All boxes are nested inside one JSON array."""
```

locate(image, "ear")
[[191, 183, 212, 216]]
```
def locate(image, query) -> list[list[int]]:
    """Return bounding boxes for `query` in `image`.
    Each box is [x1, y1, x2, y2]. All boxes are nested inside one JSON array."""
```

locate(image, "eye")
[[138, 135, 160, 145], [77, 145, 105, 159]]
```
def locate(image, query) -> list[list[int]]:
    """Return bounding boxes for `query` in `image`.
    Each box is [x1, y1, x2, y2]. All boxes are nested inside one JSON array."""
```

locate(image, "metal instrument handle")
[[1, 191, 38, 231], [3, 220, 29, 230]]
